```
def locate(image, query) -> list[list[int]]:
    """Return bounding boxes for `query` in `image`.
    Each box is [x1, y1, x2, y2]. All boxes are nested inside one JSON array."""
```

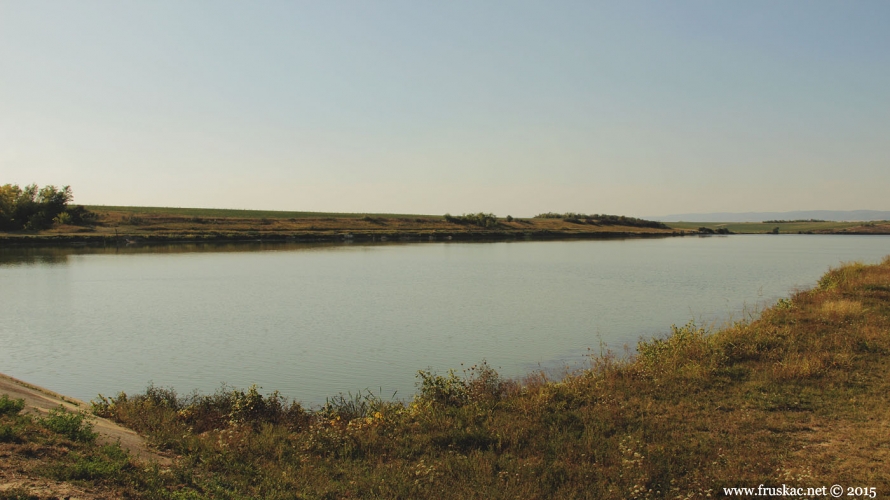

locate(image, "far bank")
[[0, 206, 680, 247]]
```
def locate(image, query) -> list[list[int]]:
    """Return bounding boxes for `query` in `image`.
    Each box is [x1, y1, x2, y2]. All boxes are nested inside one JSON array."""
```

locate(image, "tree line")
[[534, 212, 669, 229], [0, 184, 95, 230], [443, 212, 499, 228]]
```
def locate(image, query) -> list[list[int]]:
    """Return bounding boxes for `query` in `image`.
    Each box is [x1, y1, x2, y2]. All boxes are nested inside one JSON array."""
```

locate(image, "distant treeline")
[[698, 227, 732, 234], [535, 212, 669, 229], [443, 212, 499, 228], [0, 184, 95, 230], [763, 219, 827, 223]]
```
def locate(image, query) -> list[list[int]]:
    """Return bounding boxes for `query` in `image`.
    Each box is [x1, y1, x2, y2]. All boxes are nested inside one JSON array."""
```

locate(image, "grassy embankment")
[[4, 204, 888, 245], [3, 258, 890, 498], [0, 206, 677, 245], [669, 220, 890, 234]]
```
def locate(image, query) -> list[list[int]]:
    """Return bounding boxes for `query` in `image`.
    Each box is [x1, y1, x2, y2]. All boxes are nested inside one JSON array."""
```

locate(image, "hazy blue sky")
[[2, 1, 888, 217]]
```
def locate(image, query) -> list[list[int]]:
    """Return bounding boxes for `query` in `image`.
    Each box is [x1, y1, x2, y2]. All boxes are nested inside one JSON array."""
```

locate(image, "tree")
[[0, 184, 21, 229], [0, 184, 80, 230]]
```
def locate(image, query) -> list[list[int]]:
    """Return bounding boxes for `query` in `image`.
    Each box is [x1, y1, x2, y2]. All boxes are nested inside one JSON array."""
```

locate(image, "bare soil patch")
[[0, 372, 170, 465]]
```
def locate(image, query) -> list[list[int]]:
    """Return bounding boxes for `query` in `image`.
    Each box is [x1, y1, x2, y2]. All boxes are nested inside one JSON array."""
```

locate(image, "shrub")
[[0, 184, 75, 230], [319, 390, 390, 421], [416, 369, 469, 407], [415, 362, 510, 408], [0, 424, 18, 443], [54, 211, 72, 225], [40, 406, 97, 443], [464, 361, 512, 403], [442, 213, 499, 227], [0, 394, 25, 416], [47, 444, 130, 481], [57, 205, 97, 225], [94, 383, 308, 436], [122, 215, 145, 225], [637, 321, 714, 374], [534, 212, 668, 229]]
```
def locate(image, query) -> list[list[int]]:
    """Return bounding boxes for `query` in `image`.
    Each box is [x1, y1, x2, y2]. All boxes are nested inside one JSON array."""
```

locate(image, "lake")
[[1, 235, 887, 405]]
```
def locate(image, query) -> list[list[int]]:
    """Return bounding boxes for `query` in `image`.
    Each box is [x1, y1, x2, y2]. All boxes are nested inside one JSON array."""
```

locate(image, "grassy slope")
[[84, 207, 884, 234], [2, 206, 676, 243], [6, 205, 888, 242], [3, 258, 890, 498]]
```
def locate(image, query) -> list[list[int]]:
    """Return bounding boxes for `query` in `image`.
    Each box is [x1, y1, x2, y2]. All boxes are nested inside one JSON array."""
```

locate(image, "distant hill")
[[651, 210, 890, 223]]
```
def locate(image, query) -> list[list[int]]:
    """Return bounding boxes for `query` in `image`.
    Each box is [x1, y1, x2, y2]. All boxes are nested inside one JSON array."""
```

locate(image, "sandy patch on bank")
[[0, 371, 170, 465]]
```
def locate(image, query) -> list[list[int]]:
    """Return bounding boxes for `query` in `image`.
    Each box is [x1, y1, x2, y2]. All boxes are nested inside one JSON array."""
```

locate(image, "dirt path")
[[0, 372, 170, 465]]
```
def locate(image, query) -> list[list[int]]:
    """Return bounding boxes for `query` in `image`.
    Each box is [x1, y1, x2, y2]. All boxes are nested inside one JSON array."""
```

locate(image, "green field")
[[84, 205, 438, 220], [666, 220, 867, 234]]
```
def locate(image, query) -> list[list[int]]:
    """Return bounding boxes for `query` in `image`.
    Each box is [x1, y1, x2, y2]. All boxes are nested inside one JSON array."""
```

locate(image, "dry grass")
[[821, 299, 863, 317]]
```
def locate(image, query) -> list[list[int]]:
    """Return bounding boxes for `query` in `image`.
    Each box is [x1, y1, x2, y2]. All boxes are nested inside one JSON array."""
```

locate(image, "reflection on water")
[[1, 235, 887, 404], [0, 247, 73, 266], [0, 241, 365, 266]]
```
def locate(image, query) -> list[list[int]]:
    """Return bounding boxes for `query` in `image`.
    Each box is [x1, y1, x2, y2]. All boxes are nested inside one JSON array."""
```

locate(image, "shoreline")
[[0, 229, 684, 248], [3, 229, 887, 249], [3, 206, 887, 248]]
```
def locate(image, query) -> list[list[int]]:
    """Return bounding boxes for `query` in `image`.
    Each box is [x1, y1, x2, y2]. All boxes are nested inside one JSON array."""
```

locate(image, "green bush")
[[62, 205, 97, 225], [47, 444, 130, 481], [534, 212, 668, 229], [0, 423, 19, 443], [416, 369, 469, 407], [415, 362, 509, 408], [40, 406, 97, 443], [0, 394, 25, 416], [443, 212, 499, 227], [0, 184, 76, 230]]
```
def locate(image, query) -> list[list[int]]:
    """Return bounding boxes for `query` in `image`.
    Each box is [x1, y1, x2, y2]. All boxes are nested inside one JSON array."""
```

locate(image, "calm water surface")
[[1, 235, 887, 404]]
